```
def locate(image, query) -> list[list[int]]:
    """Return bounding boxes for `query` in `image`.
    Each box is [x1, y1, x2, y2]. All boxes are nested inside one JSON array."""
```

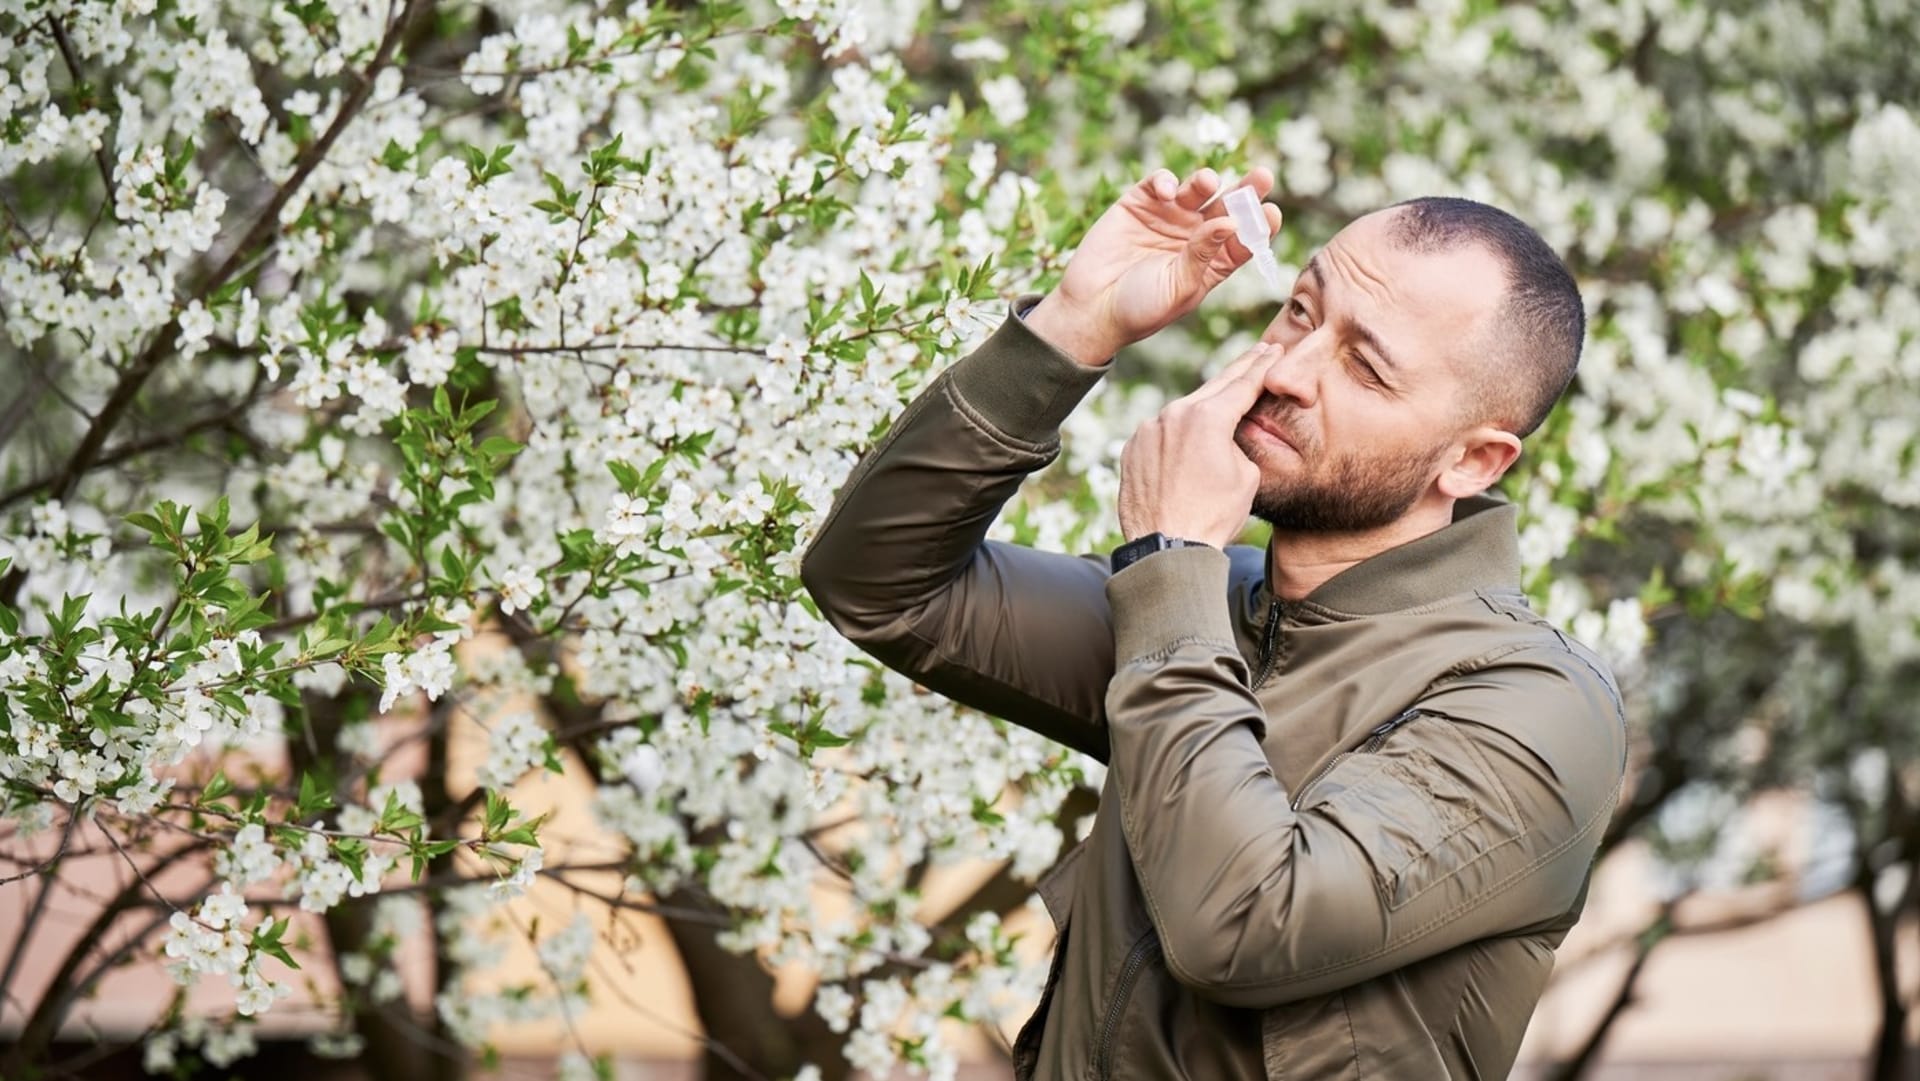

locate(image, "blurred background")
[[4, 0, 1919, 1078]]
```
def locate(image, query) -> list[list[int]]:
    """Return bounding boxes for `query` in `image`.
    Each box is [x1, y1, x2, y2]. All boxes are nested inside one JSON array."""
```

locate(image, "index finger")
[[1187, 341, 1278, 407], [1198, 166, 1278, 221]]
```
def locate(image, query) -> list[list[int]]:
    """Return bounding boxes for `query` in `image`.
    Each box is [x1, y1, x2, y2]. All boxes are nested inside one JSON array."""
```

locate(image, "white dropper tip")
[[1222, 186, 1283, 294]]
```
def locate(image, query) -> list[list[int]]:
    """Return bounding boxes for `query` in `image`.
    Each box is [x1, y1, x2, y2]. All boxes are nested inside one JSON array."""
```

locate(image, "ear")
[[1437, 427, 1523, 499]]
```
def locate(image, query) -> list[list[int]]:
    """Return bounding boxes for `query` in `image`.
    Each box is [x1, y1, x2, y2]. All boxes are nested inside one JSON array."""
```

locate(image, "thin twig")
[[0, 808, 79, 886], [0, 844, 210, 1075], [473, 341, 767, 357], [0, 808, 80, 1015], [63, 875, 213, 1028], [95, 818, 188, 915], [0, 364, 269, 507], [541, 867, 731, 928], [257, 588, 423, 635], [507, 907, 595, 1064], [44, 16, 115, 195]]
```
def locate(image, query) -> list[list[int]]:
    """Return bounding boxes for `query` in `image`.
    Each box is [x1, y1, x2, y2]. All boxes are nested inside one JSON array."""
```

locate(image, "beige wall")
[[1, 701, 1899, 1073]]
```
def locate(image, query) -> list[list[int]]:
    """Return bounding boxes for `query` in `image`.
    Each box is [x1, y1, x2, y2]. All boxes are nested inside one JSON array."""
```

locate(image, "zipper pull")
[[1368, 709, 1418, 739]]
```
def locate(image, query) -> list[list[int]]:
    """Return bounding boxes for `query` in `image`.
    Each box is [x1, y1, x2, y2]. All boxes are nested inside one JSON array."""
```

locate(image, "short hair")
[[1387, 197, 1586, 438]]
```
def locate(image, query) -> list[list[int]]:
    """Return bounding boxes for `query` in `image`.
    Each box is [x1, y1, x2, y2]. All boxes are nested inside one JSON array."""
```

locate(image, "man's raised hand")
[[1116, 341, 1277, 549], [1025, 166, 1283, 367]]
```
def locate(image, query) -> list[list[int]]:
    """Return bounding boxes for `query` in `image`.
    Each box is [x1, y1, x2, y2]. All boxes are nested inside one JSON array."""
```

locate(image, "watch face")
[[1111, 533, 1169, 574]]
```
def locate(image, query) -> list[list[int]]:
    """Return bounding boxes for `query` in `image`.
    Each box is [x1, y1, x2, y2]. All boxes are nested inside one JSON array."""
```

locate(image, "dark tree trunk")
[[422, 696, 470, 1081], [658, 884, 853, 1081], [295, 688, 467, 1081], [1546, 907, 1673, 1081], [1865, 878, 1912, 1081]]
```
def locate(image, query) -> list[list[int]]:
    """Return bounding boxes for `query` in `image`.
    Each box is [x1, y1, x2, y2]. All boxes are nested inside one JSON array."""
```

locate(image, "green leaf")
[[306, 636, 348, 660], [461, 398, 499, 427], [333, 837, 367, 881], [607, 460, 643, 496], [253, 916, 301, 970], [125, 511, 165, 539], [381, 139, 414, 171], [484, 789, 511, 835], [205, 581, 250, 609], [199, 770, 234, 805], [808, 728, 853, 750], [379, 790, 424, 834], [296, 771, 335, 820], [971, 795, 1005, 826], [193, 495, 232, 540]]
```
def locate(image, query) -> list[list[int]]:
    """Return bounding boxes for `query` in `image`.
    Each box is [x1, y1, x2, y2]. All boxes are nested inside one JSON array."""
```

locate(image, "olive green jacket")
[[800, 305, 1627, 1080]]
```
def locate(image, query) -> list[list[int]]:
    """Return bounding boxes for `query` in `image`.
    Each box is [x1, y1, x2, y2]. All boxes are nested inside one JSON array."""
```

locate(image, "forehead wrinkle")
[[1320, 235, 1399, 303]]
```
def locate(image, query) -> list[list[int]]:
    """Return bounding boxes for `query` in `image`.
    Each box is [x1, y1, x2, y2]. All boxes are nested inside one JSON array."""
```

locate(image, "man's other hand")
[[1117, 341, 1276, 548], [1025, 166, 1282, 367]]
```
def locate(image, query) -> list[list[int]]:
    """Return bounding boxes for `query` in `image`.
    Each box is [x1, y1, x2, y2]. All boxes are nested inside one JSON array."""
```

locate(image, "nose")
[[1258, 333, 1324, 409]]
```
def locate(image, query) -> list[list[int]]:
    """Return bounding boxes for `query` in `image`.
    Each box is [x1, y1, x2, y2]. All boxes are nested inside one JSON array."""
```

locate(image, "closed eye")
[[1347, 349, 1386, 388]]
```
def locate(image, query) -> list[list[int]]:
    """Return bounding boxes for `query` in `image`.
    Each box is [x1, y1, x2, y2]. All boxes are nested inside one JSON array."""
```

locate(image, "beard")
[[1233, 397, 1447, 534]]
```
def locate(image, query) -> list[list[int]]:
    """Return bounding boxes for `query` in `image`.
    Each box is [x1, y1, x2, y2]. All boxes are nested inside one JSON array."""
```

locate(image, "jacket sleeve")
[[799, 302, 1121, 761], [1102, 546, 1626, 1009]]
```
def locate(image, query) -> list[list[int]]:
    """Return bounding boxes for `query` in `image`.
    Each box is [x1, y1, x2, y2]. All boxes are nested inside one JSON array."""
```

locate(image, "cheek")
[[1321, 396, 1426, 454]]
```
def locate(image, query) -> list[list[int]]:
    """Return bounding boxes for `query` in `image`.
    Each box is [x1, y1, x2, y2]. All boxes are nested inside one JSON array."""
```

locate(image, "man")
[[801, 165, 1626, 1080]]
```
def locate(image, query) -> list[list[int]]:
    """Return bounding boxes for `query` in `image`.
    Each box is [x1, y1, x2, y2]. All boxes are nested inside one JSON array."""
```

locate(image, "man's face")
[[1235, 209, 1506, 533]]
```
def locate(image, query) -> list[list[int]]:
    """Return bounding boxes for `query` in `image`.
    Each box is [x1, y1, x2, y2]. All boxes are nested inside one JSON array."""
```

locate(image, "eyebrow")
[[1303, 255, 1401, 377]]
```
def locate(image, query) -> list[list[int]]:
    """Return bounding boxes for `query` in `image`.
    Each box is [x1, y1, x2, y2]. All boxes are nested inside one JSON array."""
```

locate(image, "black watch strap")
[[1110, 533, 1212, 574]]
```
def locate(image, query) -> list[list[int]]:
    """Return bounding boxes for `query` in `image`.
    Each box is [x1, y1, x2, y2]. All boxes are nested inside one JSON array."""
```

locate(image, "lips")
[[1241, 412, 1298, 453]]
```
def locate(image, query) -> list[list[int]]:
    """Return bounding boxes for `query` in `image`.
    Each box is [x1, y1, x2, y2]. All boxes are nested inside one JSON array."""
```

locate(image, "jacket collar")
[[1250, 494, 1524, 620]]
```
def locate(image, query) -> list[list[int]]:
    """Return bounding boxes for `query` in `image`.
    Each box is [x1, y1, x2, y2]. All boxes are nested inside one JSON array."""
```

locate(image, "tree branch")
[[0, 808, 78, 888], [0, 808, 80, 1015], [0, 0, 437, 606], [0, 363, 270, 507], [0, 842, 211, 1077], [1544, 903, 1676, 1081], [44, 16, 115, 196]]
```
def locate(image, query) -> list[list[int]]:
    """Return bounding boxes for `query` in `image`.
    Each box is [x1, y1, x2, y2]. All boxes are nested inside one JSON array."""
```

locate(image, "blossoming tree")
[[2, 0, 1917, 1078]]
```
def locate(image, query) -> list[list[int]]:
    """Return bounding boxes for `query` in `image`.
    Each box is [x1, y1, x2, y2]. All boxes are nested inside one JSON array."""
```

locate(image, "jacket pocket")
[[1259, 989, 1360, 1081], [1260, 972, 1454, 1080], [1297, 712, 1524, 911]]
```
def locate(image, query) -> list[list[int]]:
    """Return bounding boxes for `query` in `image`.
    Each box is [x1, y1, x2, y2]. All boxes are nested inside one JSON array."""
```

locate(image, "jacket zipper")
[[1288, 709, 1420, 810], [1250, 599, 1284, 689], [1093, 927, 1163, 1081], [1360, 708, 1419, 752]]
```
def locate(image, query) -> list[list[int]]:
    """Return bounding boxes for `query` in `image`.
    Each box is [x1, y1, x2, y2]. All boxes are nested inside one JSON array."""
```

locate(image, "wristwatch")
[[1110, 533, 1214, 574]]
